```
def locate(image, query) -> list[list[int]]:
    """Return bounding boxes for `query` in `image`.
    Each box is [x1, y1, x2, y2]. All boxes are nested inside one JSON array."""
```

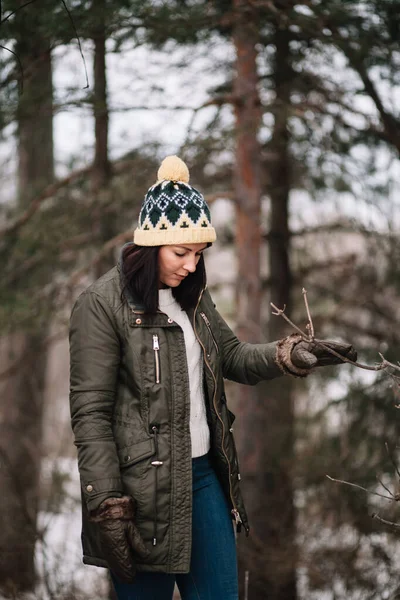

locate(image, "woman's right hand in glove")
[[89, 496, 150, 583], [276, 333, 357, 377]]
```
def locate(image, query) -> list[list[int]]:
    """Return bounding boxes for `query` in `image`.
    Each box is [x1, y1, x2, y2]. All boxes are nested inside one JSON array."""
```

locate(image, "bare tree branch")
[[67, 229, 133, 287], [0, 329, 68, 382], [270, 290, 400, 378], [326, 475, 394, 502], [372, 513, 400, 529], [376, 476, 395, 499], [385, 442, 400, 483], [0, 158, 140, 238]]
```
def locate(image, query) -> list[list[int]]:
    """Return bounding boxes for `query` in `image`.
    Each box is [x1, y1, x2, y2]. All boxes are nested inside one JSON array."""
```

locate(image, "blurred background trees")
[[0, 0, 399, 598]]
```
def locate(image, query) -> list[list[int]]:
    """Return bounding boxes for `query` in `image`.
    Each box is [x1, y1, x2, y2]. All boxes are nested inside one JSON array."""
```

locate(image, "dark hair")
[[121, 244, 207, 313]]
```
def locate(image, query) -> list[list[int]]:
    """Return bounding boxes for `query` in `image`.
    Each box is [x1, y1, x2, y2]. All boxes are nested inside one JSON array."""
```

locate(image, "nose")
[[183, 255, 197, 273]]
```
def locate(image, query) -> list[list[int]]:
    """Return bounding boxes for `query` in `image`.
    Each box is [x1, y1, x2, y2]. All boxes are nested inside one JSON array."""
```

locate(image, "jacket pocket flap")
[[118, 438, 155, 468]]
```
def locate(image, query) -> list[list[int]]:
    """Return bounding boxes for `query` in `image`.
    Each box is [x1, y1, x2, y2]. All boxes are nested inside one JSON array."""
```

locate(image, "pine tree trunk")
[[253, 24, 297, 600], [91, 0, 115, 279], [233, 5, 297, 597], [230, 3, 267, 597], [90, 7, 117, 598], [232, 1, 262, 343], [16, 15, 54, 206], [0, 7, 54, 592]]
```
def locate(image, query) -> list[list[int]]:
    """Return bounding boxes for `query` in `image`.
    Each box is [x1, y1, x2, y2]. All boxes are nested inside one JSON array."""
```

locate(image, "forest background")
[[0, 1, 399, 599]]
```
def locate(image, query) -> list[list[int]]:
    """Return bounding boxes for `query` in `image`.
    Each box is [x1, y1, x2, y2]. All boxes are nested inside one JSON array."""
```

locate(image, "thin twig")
[[0, 158, 141, 238], [379, 353, 400, 373], [385, 442, 400, 481], [270, 302, 310, 338], [270, 300, 400, 376], [68, 229, 133, 286], [327, 444, 400, 530], [326, 475, 394, 501], [372, 513, 400, 529], [376, 475, 395, 499], [302, 288, 315, 339]]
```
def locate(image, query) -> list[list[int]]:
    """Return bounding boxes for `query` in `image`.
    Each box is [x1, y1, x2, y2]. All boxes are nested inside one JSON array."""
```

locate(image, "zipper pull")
[[232, 508, 242, 524], [153, 336, 160, 384], [151, 425, 162, 460], [200, 312, 210, 326], [232, 508, 242, 532]]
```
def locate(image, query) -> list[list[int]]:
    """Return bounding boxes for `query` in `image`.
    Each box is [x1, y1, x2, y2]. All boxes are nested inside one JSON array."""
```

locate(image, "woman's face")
[[158, 243, 207, 288]]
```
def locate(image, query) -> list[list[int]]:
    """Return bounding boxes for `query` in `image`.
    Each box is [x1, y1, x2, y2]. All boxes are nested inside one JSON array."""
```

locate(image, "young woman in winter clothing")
[[69, 156, 356, 600]]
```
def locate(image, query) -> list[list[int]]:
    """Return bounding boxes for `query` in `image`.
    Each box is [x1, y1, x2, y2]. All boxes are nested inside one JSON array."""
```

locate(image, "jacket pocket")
[[117, 438, 156, 469], [200, 312, 219, 353], [153, 334, 161, 384]]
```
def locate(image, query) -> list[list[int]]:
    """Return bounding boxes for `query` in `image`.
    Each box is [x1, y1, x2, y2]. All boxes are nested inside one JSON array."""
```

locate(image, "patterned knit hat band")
[[133, 156, 216, 247]]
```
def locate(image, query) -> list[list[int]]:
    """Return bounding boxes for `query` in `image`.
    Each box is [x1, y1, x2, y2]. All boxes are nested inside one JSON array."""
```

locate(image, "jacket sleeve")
[[69, 290, 123, 512], [206, 293, 283, 385]]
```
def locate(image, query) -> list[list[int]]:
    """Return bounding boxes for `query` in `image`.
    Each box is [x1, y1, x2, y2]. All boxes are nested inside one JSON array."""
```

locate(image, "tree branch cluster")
[[271, 288, 400, 388]]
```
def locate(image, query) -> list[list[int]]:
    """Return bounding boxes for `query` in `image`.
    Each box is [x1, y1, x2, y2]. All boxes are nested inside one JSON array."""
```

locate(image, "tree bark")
[[16, 12, 54, 207], [91, 0, 116, 279], [253, 24, 297, 600], [92, 4, 110, 192], [90, 8, 117, 598], [230, 2, 267, 597], [0, 5, 54, 592], [232, 19, 262, 342], [234, 6, 297, 597]]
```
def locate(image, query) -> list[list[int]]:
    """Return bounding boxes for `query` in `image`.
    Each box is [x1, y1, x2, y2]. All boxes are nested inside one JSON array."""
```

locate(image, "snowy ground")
[[2, 456, 398, 599], [26, 458, 181, 600], [35, 458, 108, 600]]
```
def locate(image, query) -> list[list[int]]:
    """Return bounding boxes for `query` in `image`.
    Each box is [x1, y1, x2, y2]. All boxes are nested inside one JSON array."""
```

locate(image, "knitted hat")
[[133, 156, 216, 246]]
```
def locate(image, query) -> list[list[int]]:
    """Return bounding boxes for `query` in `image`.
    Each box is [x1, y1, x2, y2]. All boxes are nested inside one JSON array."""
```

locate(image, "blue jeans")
[[111, 453, 238, 599]]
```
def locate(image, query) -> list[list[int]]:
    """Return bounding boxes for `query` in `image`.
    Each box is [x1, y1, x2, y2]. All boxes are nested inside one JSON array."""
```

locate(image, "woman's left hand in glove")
[[276, 333, 357, 377], [89, 495, 149, 583]]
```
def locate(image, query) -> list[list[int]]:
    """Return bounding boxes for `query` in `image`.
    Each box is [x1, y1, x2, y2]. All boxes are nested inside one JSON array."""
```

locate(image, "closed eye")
[[174, 251, 203, 258]]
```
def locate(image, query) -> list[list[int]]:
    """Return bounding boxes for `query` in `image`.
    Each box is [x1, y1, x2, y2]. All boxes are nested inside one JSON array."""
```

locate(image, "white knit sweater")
[[158, 288, 210, 458]]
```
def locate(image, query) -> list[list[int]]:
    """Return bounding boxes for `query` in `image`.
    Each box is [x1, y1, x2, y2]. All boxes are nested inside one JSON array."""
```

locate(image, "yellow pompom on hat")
[[157, 155, 190, 184], [133, 156, 216, 246]]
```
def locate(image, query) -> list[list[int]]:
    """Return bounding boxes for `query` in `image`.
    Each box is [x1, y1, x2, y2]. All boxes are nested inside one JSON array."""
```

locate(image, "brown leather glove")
[[276, 333, 357, 377], [89, 496, 149, 583]]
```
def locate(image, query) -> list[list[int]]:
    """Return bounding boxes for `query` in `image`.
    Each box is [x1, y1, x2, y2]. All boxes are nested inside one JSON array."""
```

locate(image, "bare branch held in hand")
[[270, 288, 400, 379]]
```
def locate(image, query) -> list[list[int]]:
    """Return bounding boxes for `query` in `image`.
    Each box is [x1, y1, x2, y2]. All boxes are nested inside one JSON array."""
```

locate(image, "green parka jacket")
[[69, 257, 283, 573]]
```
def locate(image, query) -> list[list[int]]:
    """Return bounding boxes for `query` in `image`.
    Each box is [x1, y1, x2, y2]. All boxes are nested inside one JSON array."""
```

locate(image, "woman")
[[69, 156, 356, 600]]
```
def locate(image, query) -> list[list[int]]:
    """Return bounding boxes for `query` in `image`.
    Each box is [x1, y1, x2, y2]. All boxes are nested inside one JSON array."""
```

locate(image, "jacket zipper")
[[193, 290, 244, 532], [153, 334, 160, 384], [199, 312, 219, 353], [151, 424, 163, 546]]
